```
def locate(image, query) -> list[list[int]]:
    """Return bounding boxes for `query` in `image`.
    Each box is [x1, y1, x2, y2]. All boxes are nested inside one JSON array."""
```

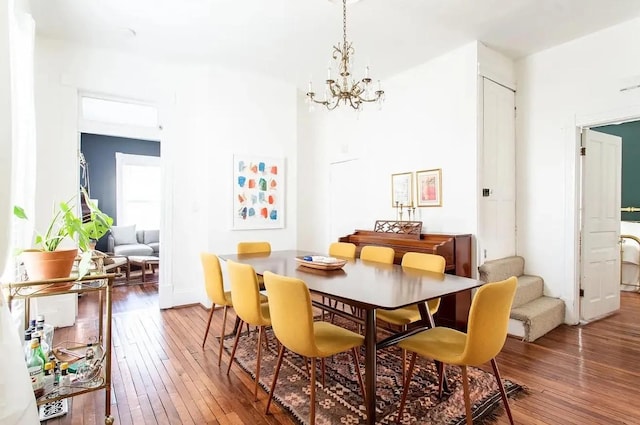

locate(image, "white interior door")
[[329, 160, 361, 244], [479, 78, 516, 262], [580, 129, 621, 322]]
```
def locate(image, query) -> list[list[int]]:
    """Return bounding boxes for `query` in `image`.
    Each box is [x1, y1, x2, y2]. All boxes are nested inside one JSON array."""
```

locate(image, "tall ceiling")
[[29, 0, 640, 89]]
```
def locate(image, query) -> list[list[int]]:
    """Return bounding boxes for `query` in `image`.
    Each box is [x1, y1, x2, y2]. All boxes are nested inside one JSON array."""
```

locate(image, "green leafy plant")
[[81, 196, 114, 243], [13, 189, 113, 278]]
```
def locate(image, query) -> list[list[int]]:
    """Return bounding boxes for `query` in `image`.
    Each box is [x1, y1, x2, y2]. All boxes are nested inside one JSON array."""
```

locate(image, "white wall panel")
[[33, 39, 298, 308], [298, 42, 480, 266]]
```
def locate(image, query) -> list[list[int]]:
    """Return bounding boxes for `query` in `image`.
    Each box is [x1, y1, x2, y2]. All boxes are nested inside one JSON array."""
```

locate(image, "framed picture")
[[416, 168, 442, 207], [232, 155, 285, 230], [391, 172, 413, 207]]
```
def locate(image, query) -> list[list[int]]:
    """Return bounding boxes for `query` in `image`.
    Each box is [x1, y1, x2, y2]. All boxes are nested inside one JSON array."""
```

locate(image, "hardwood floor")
[[46, 285, 640, 424]]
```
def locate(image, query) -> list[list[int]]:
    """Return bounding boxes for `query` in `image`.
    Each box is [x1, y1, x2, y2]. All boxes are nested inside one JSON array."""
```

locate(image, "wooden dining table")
[[219, 250, 484, 425]]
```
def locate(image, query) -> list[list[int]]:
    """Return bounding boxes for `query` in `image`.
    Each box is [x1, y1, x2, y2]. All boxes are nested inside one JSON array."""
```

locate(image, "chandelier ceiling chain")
[[306, 0, 385, 111], [342, 0, 347, 57]]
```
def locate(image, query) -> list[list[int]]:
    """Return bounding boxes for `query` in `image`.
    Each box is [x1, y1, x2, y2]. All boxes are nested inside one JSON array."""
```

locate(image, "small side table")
[[103, 255, 130, 281], [128, 256, 159, 283]]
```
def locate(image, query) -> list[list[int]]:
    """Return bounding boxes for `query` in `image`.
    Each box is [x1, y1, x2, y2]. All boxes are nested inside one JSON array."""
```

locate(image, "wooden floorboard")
[[45, 283, 640, 424]]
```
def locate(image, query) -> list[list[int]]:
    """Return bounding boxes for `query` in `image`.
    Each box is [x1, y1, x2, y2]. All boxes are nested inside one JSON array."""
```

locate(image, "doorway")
[[77, 94, 165, 301], [578, 119, 640, 321], [579, 129, 621, 322], [592, 121, 640, 293], [80, 134, 161, 251]]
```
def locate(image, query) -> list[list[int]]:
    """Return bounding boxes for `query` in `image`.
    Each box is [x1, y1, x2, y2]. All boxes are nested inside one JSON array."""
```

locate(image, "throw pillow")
[[143, 230, 159, 244], [110, 225, 138, 245]]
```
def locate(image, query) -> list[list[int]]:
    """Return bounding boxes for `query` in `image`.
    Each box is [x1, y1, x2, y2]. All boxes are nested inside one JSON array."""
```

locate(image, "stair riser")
[[510, 297, 565, 342], [513, 275, 544, 308]]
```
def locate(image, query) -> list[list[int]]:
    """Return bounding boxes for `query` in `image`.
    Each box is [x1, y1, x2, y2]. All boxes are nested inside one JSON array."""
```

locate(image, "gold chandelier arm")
[[326, 99, 341, 111], [306, 91, 340, 111], [358, 92, 384, 103]]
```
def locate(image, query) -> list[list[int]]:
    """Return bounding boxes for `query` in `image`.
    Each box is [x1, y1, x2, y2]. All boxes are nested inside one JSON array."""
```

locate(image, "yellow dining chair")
[[360, 245, 395, 264], [226, 260, 272, 401], [263, 271, 366, 425], [237, 241, 271, 286], [325, 242, 357, 313], [329, 242, 357, 259], [237, 241, 272, 255], [352, 245, 396, 327], [377, 252, 446, 382], [200, 253, 234, 366], [396, 276, 517, 425]]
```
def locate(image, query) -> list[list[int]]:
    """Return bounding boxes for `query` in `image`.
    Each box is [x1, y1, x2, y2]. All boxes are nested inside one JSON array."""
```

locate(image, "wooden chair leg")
[[437, 362, 446, 398], [217, 306, 229, 366], [321, 358, 326, 387], [461, 365, 473, 425], [202, 303, 216, 349], [350, 347, 365, 401], [491, 358, 515, 425], [321, 296, 327, 320], [396, 352, 418, 424], [401, 324, 407, 385], [304, 356, 310, 377], [401, 348, 407, 385], [310, 357, 316, 425], [255, 326, 264, 401], [262, 325, 271, 349], [226, 319, 244, 375], [265, 344, 286, 414]]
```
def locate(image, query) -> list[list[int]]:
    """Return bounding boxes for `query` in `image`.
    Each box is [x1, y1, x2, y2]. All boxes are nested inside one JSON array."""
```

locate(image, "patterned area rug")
[[224, 318, 525, 425]]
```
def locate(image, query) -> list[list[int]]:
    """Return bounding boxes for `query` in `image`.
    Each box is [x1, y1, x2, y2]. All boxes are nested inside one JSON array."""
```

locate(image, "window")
[[81, 97, 158, 128], [116, 153, 161, 230]]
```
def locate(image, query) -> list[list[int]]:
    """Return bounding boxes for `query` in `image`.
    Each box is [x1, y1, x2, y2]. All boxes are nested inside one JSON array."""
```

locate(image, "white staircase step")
[[513, 275, 544, 308], [510, 296, 565, 342]]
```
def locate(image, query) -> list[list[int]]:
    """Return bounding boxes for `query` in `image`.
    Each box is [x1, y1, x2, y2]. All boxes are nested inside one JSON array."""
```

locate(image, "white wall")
[[516, 17, 640, 323], [34, 39, 298, 307], [298, 42, 480, 257]]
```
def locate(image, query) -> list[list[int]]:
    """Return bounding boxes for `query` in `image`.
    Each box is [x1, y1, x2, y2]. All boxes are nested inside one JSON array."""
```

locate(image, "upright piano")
[[339, 220, 473, 329]]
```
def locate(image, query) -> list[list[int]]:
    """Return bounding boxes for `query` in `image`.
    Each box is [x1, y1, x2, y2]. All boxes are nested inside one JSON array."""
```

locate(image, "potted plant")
[[14, 189, 113, 281]]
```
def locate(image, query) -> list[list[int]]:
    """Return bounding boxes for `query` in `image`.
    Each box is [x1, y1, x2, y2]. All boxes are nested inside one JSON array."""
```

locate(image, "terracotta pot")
[[21, 248, 78, 281]]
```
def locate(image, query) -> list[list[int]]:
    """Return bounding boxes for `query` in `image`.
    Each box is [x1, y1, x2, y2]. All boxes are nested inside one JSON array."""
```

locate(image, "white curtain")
[[8, 0, 36, 259], [0, 0, 40, 424]]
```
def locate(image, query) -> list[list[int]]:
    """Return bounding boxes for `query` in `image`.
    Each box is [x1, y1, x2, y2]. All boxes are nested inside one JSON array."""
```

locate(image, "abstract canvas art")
[[232, 155, 284, 229]]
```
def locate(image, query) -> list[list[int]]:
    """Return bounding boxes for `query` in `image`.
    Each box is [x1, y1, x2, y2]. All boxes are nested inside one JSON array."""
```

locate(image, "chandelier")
[[306, 0, 385, 111]]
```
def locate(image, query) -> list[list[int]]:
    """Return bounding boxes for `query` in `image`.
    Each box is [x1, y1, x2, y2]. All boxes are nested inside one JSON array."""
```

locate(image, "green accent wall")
[[594, 121, 640, 222]]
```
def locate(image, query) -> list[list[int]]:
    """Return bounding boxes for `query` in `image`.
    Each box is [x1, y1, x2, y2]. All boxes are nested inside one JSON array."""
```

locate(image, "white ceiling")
[[29, 0, 640, 89]]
